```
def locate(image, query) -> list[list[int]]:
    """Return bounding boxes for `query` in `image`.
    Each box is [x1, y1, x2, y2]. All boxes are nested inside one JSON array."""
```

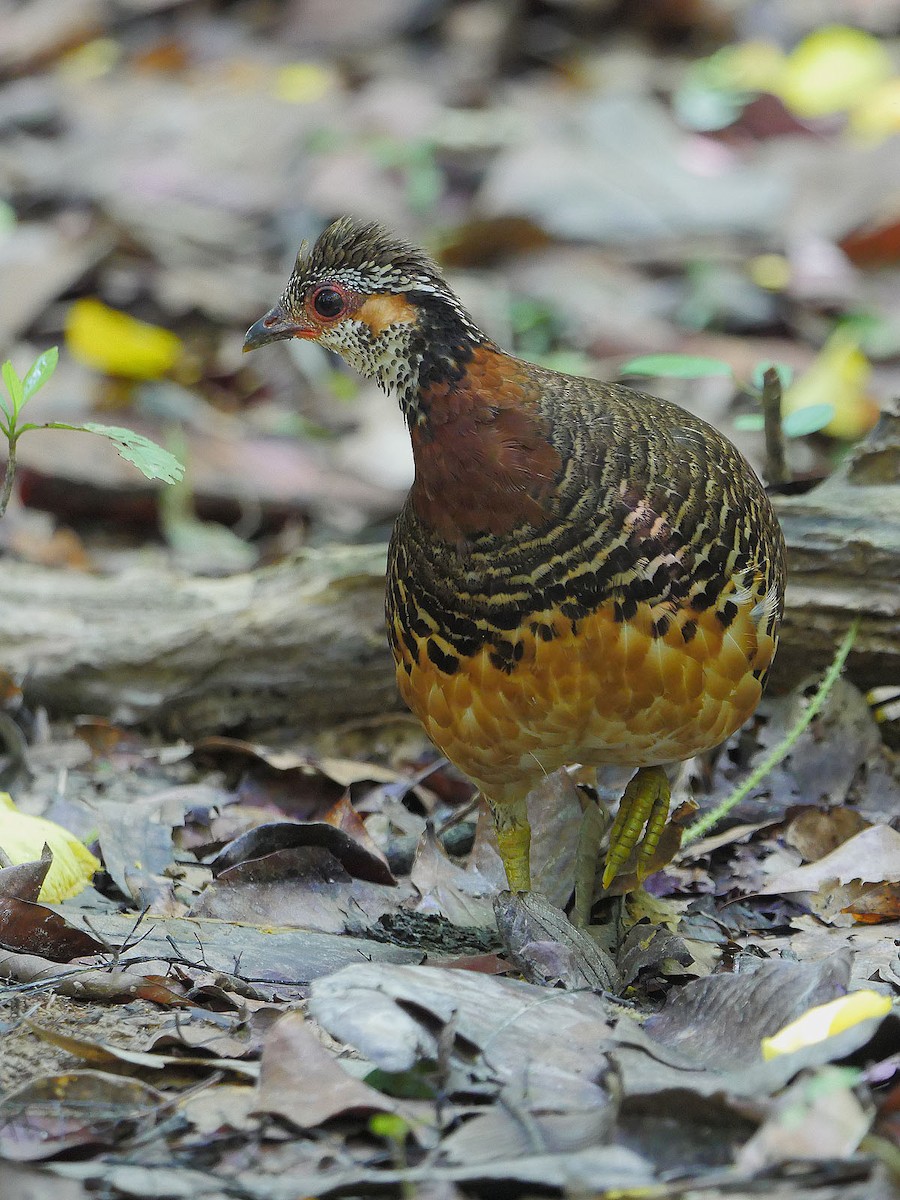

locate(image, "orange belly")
[[392, 591, 776, 806]]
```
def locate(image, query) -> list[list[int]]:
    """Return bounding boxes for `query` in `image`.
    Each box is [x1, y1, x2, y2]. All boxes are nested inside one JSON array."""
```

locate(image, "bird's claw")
[[602, 765, 671, 889]]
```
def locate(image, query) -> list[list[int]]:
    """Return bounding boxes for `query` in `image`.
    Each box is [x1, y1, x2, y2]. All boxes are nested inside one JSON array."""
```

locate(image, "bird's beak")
[[242, 303, 315, 352]]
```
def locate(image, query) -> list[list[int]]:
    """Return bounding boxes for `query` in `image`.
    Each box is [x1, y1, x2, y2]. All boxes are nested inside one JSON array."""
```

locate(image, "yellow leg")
[[602, 766, 670, 889], [490, 796, 531, 892]]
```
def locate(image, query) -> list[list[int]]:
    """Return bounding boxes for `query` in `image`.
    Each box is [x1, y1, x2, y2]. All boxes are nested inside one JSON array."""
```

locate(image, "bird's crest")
[[292, 216, 446, 296]]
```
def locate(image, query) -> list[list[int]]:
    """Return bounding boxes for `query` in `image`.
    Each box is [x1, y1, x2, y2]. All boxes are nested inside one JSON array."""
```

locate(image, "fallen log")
[[773, 399, 899, 698], [0, 406, 897, 737], [0, 543, 393, 737]]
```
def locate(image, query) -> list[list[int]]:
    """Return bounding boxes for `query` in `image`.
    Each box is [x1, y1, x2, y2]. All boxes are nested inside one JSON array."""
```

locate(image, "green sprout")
[[368, 1113, 413, 1196], [0, 347, 184, 519], [682, 618, 860, 846]]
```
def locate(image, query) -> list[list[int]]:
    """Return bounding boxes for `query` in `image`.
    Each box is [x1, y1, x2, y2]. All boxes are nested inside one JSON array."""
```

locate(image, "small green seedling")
[[0, 347, 184, 519], [368, 1113, 413, 1196]]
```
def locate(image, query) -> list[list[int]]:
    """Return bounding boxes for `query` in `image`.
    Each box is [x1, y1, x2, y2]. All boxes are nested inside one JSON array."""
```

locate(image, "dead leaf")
[[493, 890, 622, 993], [783, 806, 871, 861], [176, 1083, 258, 1138], [309, 961, 618, 1109], [91, 794, 183, 911], [479, 94, 785, 244], [255, 1011, 413, 1127], [56, 909, 422, 987], [737, 1067, 873, 1172], [0, 897, 105, 962], [321, 793, 393, 877], [617, 920, 695, 989], [192, 845, 408, 934], [26, 1022, 258, 1079], [762, 824, 900, 890], [644, 952, 854, 1067], [0, 951, 185, 1005], [0, 1162, 91, 1200], [0, 853, 52, 903], [438, 1103, 613, 1163], [210, 819, 396, 886], [410, 825, 496, 928], [0, 1070, 165, 1161], [0, 220, 115, 348], [843, 884, 900, 923]]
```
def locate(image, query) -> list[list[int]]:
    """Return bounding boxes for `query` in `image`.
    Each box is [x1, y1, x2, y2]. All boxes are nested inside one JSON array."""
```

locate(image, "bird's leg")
[[490, 795, 531, 892], [602, 765, 670, 889]]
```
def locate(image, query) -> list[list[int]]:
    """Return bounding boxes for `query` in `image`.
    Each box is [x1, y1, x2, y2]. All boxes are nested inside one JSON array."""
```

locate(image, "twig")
[[681, 618, 860, 847], [0, 710, 29, 789], [0, 436, 17, 519], [761, 366, 789, 486]]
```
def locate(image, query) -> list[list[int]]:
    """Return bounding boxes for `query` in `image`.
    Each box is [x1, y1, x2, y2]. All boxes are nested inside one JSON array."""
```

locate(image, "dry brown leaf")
[[761, 824, 900, 890], [254, 1011, 414, 1128]]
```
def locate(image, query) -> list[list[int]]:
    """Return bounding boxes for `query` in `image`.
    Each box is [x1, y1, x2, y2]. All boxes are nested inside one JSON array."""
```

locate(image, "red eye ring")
[[311, 285, 347, 319]]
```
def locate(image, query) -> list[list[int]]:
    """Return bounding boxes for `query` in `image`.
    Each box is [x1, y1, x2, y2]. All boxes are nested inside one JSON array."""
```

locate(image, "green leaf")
[[365, 1064, 437, 1100], [42, 422, 185, 483], [619, 354, 734, 379], [80, 423, 185, 481], [751, 360, 794, 392], [2, 360, 24, 416], [21, 347, 59, 406], [782, 404, 835, 438], [368, 1114, 410, 1141], [732, 413, 766, 432], [523, 349, 597, 376]]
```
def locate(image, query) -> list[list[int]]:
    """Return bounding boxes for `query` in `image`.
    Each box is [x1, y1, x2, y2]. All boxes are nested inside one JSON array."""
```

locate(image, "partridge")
[[244, 217, 786, 892]]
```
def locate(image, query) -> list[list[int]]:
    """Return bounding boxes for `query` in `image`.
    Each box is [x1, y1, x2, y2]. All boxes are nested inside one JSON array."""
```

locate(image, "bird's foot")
[[602, 765, 671, 889], [491, 796, 532, 892]]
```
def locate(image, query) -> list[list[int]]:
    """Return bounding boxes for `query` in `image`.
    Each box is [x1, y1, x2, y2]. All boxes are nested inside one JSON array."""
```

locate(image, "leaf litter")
[[0, 480, 896, 1198], [1, 2, 900, 1197]]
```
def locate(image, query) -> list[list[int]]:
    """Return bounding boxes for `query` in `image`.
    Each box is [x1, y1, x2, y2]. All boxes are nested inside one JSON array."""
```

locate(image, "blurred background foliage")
[[1, 0, 899, 571]]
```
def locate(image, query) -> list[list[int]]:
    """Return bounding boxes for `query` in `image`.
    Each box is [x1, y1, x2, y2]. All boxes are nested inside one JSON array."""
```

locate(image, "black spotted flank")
[[651, 615, 670, 639], [561, 600, 590, 622], [619, 595, 638, 622], [681, 619, 697, 643], [530, 621, 558, 642], [716, 600, 739, 629], [426, 638, 459, 675], [401, 627, 419, 662], [489, 640, 517, 674]]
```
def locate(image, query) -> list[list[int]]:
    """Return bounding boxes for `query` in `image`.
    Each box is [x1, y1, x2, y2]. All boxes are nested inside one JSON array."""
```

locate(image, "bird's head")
[[243, 217, 487, 414]]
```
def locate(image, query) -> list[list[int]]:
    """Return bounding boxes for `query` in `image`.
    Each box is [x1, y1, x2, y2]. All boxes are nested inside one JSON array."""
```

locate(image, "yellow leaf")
[[762, 990, 893, 1060], [58, 37, 121, 83], [65, 299, 182, 380], [274, 62, 335, 105], [718, 39, 785, 93], [781, 332, 879, 440], [749, 253, 791, 292], [776, 26, 892, 119], [849, 77, 900, 141], [0, 792, 100, 903]]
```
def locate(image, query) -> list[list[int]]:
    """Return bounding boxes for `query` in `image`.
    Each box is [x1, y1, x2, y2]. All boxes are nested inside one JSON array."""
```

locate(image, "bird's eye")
[[312, 286, 346, 319]]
